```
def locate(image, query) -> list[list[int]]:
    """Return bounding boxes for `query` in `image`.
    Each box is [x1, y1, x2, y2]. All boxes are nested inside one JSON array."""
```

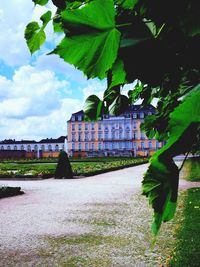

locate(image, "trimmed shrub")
[[55, 151, 73, 179]]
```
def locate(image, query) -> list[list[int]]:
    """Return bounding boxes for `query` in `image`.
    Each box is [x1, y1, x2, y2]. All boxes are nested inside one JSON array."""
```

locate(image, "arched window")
[[7, 145, 11, 150], [34, 145, 38, 151], [14, 145, 17, 150], [27, 145, 31, 152], [21, 145, 24, 150], [1, 146, 4, 150], [48, 144, 52, 151], [55, 144, 59, 151]]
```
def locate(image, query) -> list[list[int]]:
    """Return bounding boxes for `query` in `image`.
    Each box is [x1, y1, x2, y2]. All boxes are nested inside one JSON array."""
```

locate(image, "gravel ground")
[[0, 163, 199, 267]]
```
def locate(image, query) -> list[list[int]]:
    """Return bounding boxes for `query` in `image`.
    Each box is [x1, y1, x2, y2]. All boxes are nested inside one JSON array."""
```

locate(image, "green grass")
[[182, 158, 200, 181], [169, 188, 200, 267]]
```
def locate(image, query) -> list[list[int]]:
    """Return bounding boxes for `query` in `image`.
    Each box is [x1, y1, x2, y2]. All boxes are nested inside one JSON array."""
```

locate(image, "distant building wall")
[[67, 105, 164, 157]]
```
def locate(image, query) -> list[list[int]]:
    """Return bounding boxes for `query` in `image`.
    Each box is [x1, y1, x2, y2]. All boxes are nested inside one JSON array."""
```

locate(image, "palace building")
[[67, 104, 164, 157], [0, 136, 67, 159]]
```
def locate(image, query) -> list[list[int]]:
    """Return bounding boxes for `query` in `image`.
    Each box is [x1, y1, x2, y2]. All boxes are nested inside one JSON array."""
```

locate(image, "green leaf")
[[110, 59, 127, 88], [33, 0, 49, 6], [51, 0, 121, 79], [142, 85, 200, 235], [25, 22, 46, 54], [116, 0, 139, 10], [103, 86, 120, 106], [128, 82, 144, 103], [40, 11, 52, 27], [109, 95, 129, 116], [83, 95, 104, 121], [25, 11, 52, 54]]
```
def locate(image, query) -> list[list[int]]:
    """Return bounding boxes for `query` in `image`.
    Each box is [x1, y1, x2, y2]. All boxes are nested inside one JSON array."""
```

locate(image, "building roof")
[[68, 104, 156, 122], [0, 136, 66, 145]]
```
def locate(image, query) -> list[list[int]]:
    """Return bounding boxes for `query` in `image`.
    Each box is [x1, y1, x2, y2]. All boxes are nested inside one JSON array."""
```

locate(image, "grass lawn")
[[169, 187, 200, 267], [182, 157, 200, 181]]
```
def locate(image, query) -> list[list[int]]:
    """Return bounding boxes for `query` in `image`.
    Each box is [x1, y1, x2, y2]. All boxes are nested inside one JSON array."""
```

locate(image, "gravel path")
[[0, 163, 199, 267]]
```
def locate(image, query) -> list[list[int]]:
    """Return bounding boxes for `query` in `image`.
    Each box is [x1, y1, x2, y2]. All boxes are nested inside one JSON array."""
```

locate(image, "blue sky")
[[0, 0, 109, 141]]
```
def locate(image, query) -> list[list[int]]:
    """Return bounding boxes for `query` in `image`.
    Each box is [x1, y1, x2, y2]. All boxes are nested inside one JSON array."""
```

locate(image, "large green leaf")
[[116, 0, 139, 10], [109, 95, 129, 116], [33, 0, 49, 6], [110, 59, 127, 88], [83, 95, 104, 121], [142, 85, 200, 235], [51, 0, 121, 79], [25, 11, 52, 54], [104, 86, 120, 106]]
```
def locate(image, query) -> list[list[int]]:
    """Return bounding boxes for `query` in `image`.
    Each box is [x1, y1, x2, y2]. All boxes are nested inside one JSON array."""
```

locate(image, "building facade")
[[67, 105, 164, 157], [0, 136, 67, 159]]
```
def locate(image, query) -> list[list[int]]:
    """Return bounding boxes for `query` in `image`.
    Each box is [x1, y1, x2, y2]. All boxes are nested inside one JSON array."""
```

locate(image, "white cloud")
[[0, 65, 71, 119], [0, 1, 57, 66], [82, 80, 106, 101], [0, 98, 82, 141]]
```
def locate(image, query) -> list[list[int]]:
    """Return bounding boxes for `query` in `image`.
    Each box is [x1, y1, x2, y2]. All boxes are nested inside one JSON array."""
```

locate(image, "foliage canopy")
[[25, 0, 200, 234]]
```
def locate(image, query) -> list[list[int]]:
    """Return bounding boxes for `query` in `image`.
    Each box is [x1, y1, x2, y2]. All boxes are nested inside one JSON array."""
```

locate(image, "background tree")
[[25, 0, 200, 234], [55, 151, 73, 179]]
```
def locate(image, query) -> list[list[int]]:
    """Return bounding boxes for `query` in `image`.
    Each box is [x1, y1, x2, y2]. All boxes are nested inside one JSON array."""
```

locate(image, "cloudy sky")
[[0, 0, 112, 141]]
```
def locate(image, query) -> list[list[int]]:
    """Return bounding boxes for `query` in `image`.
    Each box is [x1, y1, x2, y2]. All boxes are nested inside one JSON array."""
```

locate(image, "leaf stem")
[[116, 23, 132, 28]]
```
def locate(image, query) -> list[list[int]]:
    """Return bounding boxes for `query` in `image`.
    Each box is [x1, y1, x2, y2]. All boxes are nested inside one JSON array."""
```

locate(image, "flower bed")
[[0, 158, 148, 179]]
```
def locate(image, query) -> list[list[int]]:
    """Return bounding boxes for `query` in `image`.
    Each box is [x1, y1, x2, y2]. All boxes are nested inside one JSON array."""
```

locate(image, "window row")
[[0, 144, 63, 152], [71, 141, 161, 150]]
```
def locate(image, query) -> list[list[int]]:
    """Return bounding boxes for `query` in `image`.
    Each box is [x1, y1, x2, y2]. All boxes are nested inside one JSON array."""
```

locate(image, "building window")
[[98, 143, 102, 150], [85, 123, 88, 130], [140, 112, 144, 119], [85, 143, 88, 151], [119, 131, 123, 139], [148, 141, 152, 149], [78, 133, 82, 141], [78, 143, 82, 150], [141, 142, 144, 150], [98, 123, 102, 130], [72, 124, 75, 131], [91, 143, 94, 150], [72, 143, 75, 150], [1, 146, 4, 150], [133, 142, 137, 149], [91, 123, 95, 130], [21, 145, 24, 150], [112, 131, 115, 140], [133, 121, 137, 129], [72, 133, 76, 141], [98, 132, 102, 140], [34, 145, 38, 151], [119, 142, 122, 149], [91, 132, 95, 141], [27, 145, 31, 152], [55, 144, 59, 151], [85, 132, 88, 141], [112, 142, 115, 149], [71, 116, 75, 121], [133, 113, 137, 119], [78, 115, 82, 121], [105, 132, 108, 140], [48, 145, 52, 151], [78, 124, 82, 131], [156, 141, 159, 149], [41, 145, 45, 151], [14, 145, 17, 150], [141, 132, 145, 140]]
